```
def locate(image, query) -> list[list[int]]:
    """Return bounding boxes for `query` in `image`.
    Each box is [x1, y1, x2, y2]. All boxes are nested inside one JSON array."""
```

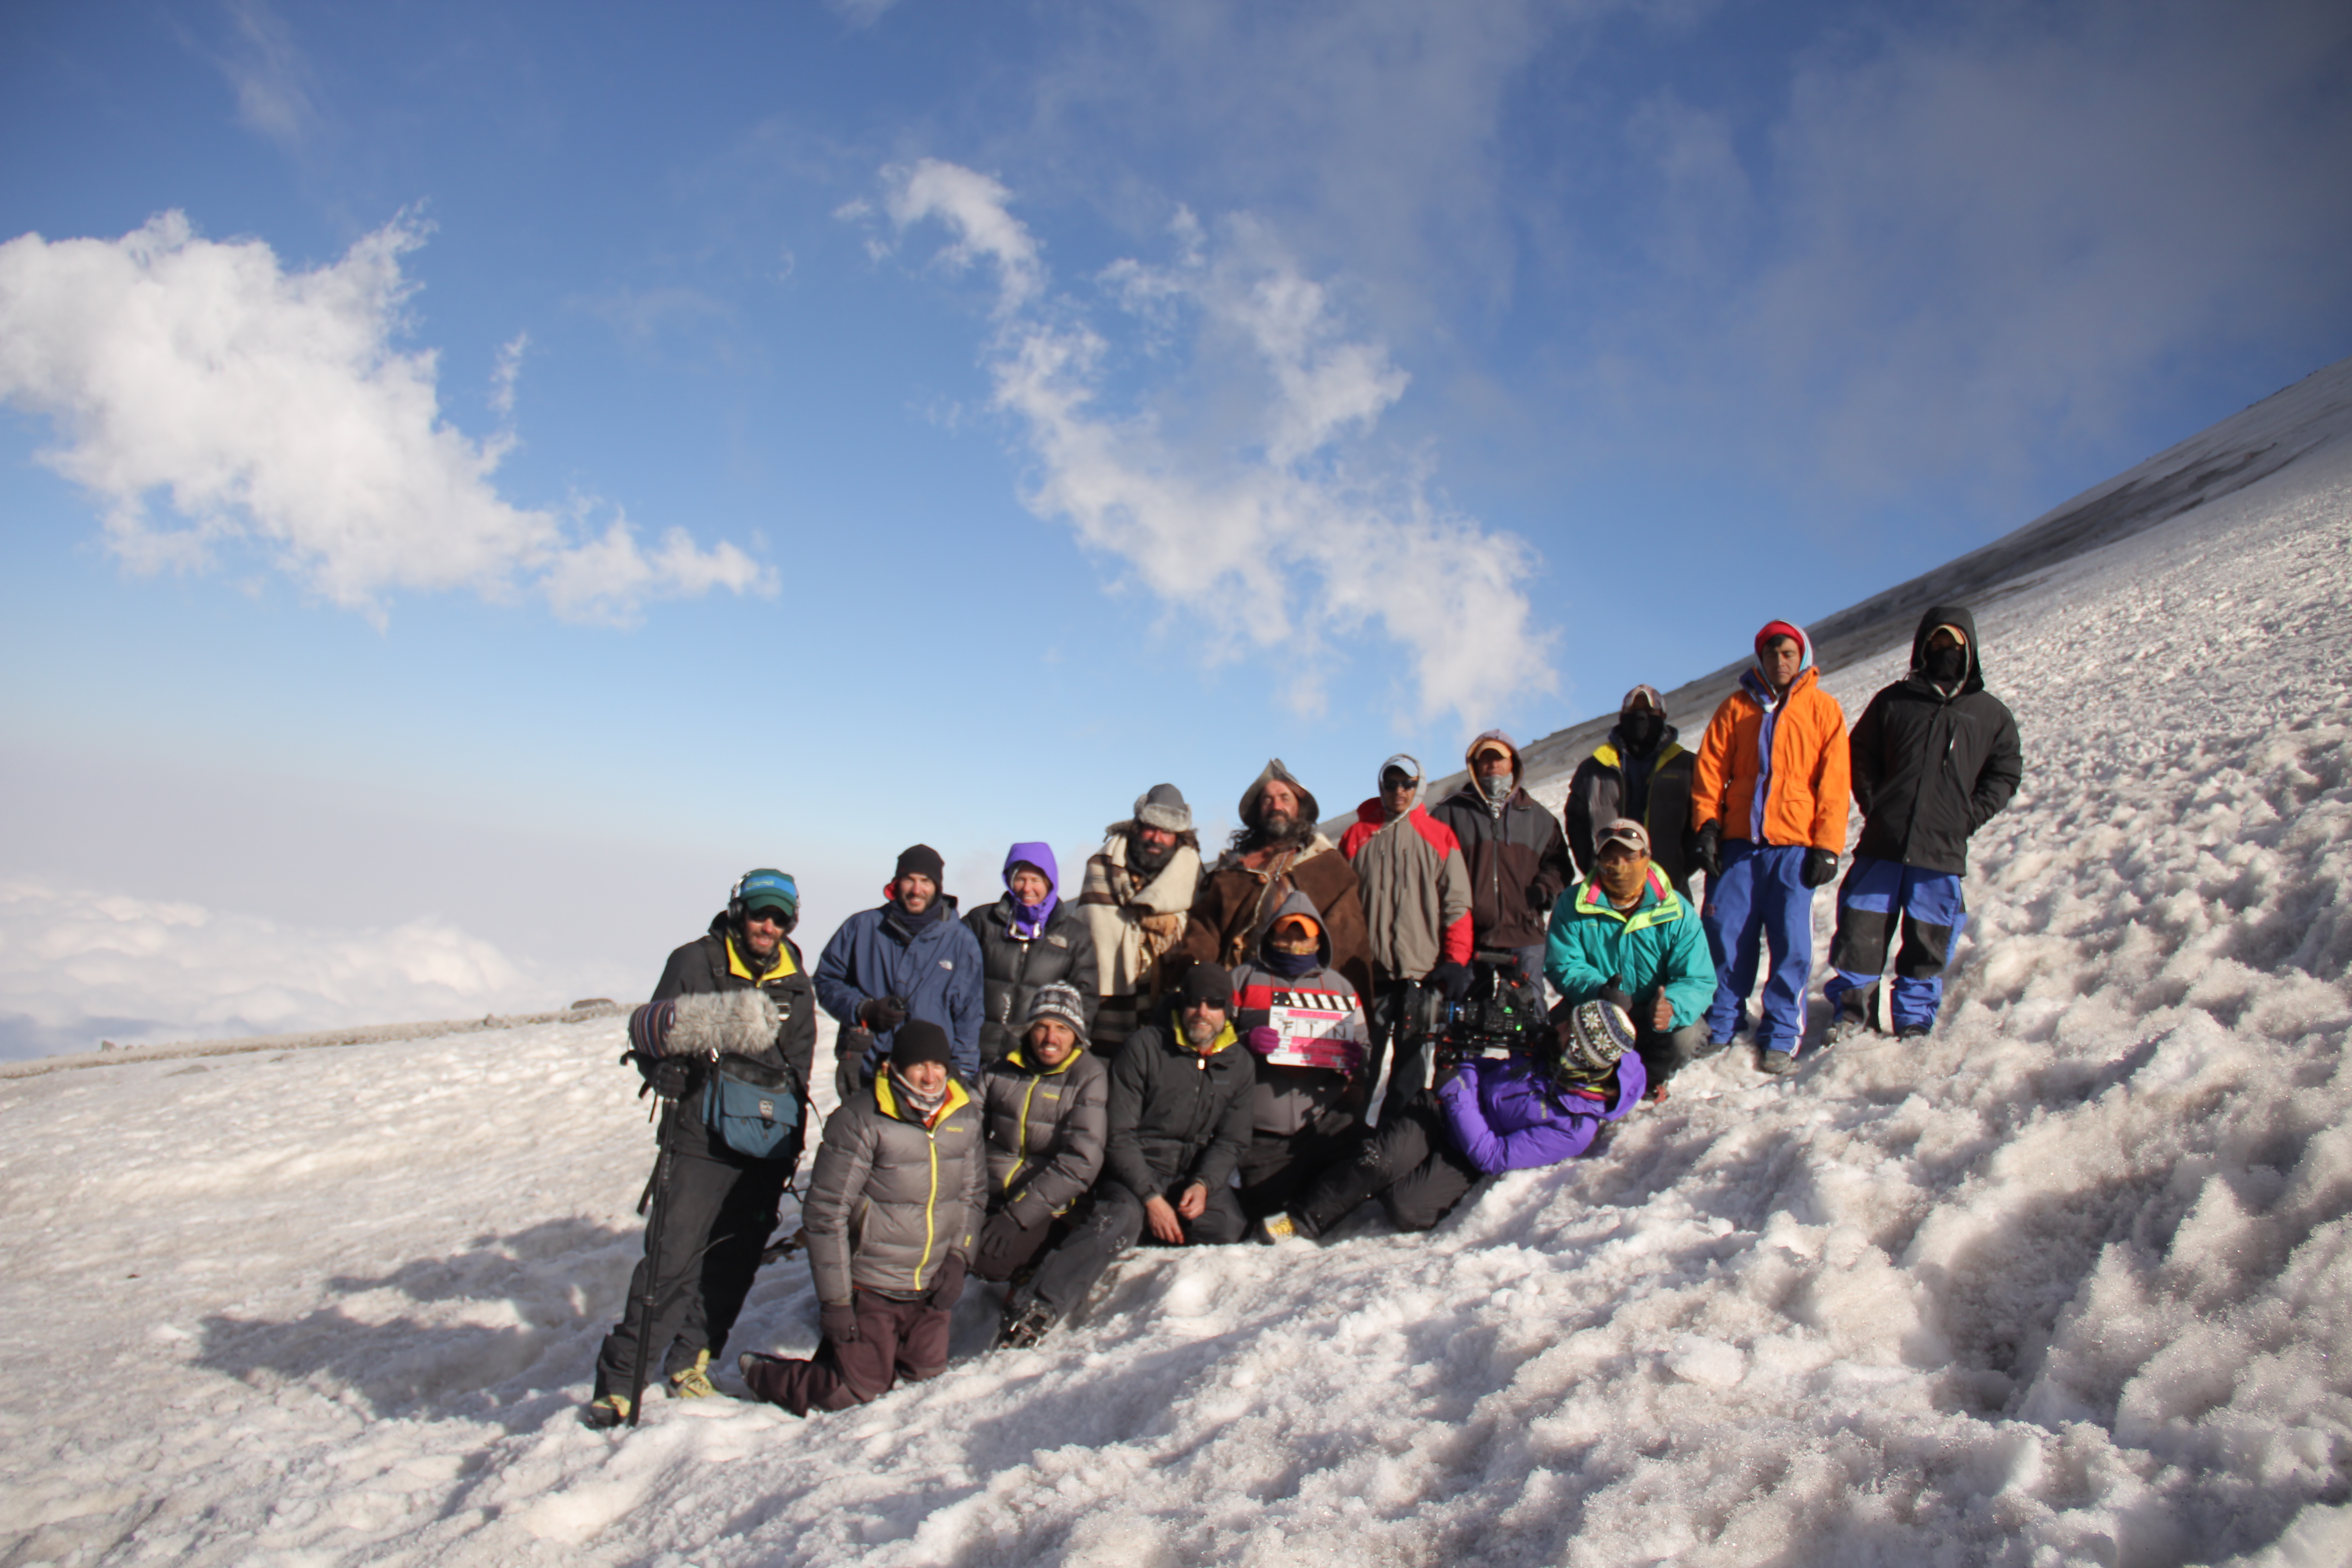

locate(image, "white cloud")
[[876, 160, 1555, 724], [489, 331, 527, 418], [219, 0, 318, 147], [0, 211, 772, 623], [0, 878, 598, 1059]]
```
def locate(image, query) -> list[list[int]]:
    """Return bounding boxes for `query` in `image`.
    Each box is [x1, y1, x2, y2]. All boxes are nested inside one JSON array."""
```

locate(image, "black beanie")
[[891, 1020, 952, 1069], [1179, 963, 1233, 1007], [895, 843, 946, 886]]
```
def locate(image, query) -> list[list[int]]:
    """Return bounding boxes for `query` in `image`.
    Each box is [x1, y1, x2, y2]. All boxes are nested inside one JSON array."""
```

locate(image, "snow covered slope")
[[3, 408, 2349, 1565]]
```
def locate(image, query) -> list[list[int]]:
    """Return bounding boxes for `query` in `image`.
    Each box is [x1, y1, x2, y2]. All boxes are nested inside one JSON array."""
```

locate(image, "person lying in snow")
[[1259, 1000, 1646, 1243], [738, 1022, 985, 1416]]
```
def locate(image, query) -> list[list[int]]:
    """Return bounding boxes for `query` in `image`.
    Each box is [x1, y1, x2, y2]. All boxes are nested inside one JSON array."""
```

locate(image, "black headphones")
[[728, 869, 799, 933]]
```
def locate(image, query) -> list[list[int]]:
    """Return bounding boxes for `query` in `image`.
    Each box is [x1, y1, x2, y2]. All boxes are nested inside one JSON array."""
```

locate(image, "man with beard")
[[1175, 760, 1373, 1003], [816, 844, 986, 1091], [1077, 784, 1203, 1056], [1565, 686, 1697, 897], [996, 963, 1255, 1348], [585, 869, 815, 1428], [1428, 731, 1577, 990], [1825, 606, 2022, 1043]]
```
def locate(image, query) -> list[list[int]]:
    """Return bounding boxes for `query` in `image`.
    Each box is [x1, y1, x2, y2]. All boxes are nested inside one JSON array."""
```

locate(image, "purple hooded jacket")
[[1436, 1051, 1646, 1174]]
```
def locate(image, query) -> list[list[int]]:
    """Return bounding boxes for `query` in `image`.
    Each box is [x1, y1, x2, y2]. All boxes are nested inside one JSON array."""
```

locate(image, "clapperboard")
[[1256, 990, 1368, 1073]]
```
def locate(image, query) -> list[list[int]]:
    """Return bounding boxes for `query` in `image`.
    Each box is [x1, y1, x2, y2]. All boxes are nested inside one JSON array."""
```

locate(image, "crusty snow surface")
[[4, 446, 2350, 1566]]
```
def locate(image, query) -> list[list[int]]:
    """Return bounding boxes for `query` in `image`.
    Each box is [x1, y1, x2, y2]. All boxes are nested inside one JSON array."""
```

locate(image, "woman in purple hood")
[[963, 841, 1102, 1063], [1263, 1001, 1646, 1240]]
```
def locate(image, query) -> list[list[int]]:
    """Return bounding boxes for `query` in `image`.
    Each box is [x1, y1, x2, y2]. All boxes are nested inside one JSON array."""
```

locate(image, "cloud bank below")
[[0, 878, 604, 1060], [0, 212, 772, 625]]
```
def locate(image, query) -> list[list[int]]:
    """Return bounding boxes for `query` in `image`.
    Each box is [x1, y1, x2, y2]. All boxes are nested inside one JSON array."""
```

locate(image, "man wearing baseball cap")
[[1340, 754, 1474, 1117], [1566, 685, 1698, 896], [585, 867, 817, 1427], [1428, 730, 1577, 988], [1545, 819, 1715, 1102], [1688, 621, 1851, 1075], [998, 961, 1255, 1348]]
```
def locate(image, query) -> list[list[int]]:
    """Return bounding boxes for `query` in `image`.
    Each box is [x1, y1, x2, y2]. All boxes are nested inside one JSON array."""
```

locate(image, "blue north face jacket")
[[816, 898, 985, 1083]]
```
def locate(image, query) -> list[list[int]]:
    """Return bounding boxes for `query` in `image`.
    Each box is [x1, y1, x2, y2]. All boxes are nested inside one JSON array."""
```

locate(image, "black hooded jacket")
[[652, 913, 820, 1098], [1563, 722, 1696, 892], [1848, 605, 2024, 876]]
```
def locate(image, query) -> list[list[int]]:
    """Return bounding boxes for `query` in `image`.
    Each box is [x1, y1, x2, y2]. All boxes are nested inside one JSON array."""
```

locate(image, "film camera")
[[1421, 952, 1555, 1067]]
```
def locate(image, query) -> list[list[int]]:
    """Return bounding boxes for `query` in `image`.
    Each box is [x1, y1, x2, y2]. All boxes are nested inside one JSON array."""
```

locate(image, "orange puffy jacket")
[[1691, 665, 1851, 853]]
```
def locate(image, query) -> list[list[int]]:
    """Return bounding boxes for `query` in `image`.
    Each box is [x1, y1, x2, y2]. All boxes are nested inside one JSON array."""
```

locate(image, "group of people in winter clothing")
[[585, 604, 2020, 1427]]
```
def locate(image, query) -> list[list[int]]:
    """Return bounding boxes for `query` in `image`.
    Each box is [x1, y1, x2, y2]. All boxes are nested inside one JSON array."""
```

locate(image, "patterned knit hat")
[[1024, 981, 1091, 1046], [1563, 1000, 1636, 1076]]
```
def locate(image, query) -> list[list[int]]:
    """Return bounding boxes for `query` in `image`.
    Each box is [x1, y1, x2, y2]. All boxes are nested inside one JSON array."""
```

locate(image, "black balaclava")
[[1619, 710, 1664, 756], [1924, 644, 1969, 686]]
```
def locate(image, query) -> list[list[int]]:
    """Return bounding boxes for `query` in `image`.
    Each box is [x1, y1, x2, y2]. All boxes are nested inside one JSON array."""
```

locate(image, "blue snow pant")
[[1701, 840, 1816, 1054], [1824, 855, 1967, 1032]]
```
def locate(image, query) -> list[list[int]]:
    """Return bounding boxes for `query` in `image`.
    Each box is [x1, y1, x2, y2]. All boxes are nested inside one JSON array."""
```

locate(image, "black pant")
[[1236, 1108, 1366, 1220], [971, 1205, 1060, 1283], [593, 1104, 796, 1398], [1013, 1177, 1247, 1320], [1366, 980, 1435, 1118], [1292, 1098, 1483, 1237]]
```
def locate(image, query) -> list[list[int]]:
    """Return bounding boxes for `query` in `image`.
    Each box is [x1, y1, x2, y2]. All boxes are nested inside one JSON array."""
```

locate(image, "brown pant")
[[741, 1290, 949, 1416]]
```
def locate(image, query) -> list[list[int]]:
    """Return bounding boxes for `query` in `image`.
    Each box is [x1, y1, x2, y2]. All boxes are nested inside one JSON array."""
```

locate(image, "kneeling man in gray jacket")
[[739, 1021, 985, 1414]]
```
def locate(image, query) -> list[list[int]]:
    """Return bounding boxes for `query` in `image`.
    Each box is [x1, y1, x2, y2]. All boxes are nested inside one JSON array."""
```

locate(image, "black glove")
[[927, 1252, 968, 1309], [820, 1301, 860, 1345], [1599, 975, 1633, 1015], [1801, 848, 1839, 888], [1426, 959, 1474, 1003], [1688, 821, 1723, 880], [858, 995, 909, 1031]]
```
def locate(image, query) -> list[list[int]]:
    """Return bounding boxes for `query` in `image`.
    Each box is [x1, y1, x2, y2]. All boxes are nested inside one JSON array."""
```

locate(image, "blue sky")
[[4, 0, 2349, 1055]]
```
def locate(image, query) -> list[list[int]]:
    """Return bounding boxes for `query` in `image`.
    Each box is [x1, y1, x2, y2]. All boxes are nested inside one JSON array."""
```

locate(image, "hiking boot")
[[997, 1302, 1058, 1351], [1895, 1023, 1932, 1041], [582, 1393, 631, 1429], [668, 1348, 716, 1400], [737, 1351, 787, 1405], [1822, 1015, 1872, 1048], [1258, 1213, 1309, 1246], [1756, 1047, 1800, 1077]]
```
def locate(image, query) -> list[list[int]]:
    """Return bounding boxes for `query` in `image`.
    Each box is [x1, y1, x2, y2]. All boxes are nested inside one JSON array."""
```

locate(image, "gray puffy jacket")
[[980, 1046, 1110, 1228], [803, 1073, 986, 1304]]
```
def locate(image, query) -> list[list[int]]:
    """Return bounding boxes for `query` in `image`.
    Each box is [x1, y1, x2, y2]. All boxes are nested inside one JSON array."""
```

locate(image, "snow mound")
[[2, 414, 2348, 1564]]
